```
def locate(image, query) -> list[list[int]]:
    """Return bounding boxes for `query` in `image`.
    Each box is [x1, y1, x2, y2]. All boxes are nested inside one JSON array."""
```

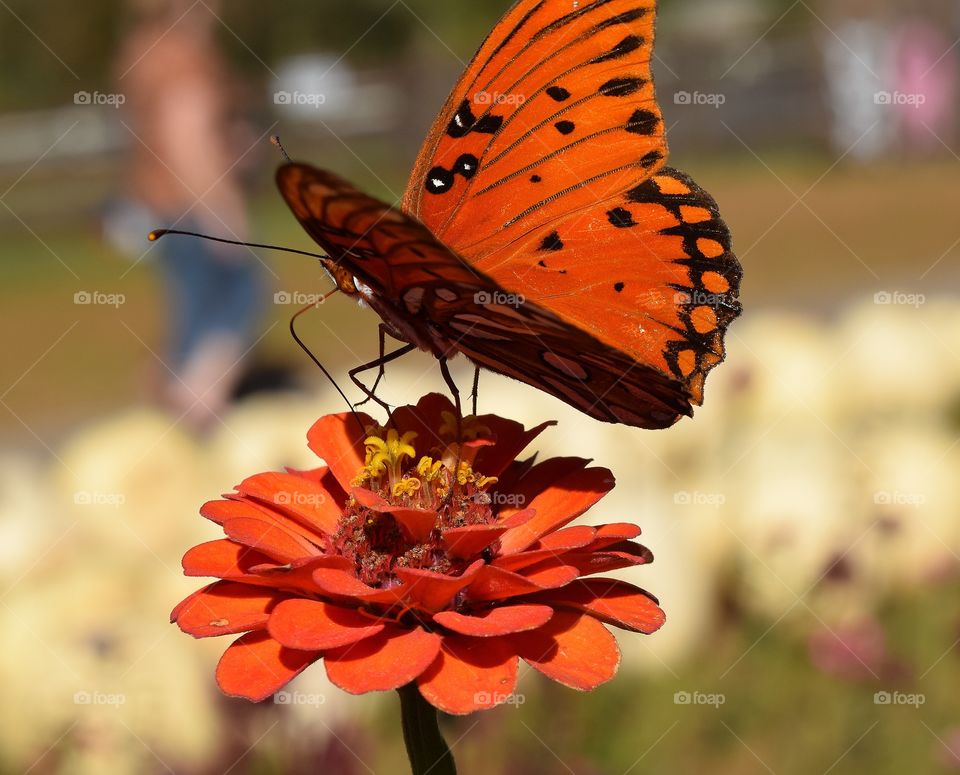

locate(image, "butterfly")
[[277, 0, 742, 430]]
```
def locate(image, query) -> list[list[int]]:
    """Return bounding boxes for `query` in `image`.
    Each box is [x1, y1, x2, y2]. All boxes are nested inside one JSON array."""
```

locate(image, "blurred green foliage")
[[0, 0, 809, 110]]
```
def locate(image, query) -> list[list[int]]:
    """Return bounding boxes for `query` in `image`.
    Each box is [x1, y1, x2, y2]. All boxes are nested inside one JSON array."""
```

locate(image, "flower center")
[[334, 429, 500, 587]]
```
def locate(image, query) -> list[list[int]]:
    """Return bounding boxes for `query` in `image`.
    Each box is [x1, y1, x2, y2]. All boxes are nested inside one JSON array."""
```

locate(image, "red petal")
[[311, 567, 409, 606], [591, 523, 643, 549], [182, 540, 347, 596], [563, 542, 654, 576], [417, 635, 519, 714], [182, 539, 276, 578], [268, 599, 385, 650], [529, 579, 665, 634], [216, 631, 319, 702], [324, 625, 441, 693], [351, 487, 387, 509], [307, 411, 376, 493], [433, 604, 553, 636], [174, 581, 284, 638], [493, 525, 597, 573], [380, 506, 438, 543], [474, 420, 556, 477], [223, 517, 321, 564], [238, 472, 341, 535], [394, 560, 484, 613], [286, 466, 348, 505], [226, 494, 332, 549], [497, 457, 590, 520], [465, 563, 578, 603], [200, 499, 258, 525], [508, 611, 620, 690], [386, 394, 457, 457], [442, 524, 510, 560], [499, 467, 615, 555]]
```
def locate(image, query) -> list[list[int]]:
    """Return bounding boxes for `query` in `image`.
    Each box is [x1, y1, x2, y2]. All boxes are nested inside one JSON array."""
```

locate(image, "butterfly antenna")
[[148, 229, 326, 261], [289, 296, 366, 435], [271, 135, 292, 163]]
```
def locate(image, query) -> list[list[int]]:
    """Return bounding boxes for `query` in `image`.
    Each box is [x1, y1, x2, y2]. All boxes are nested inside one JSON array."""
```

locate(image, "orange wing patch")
[[470, 167, 742, 407]]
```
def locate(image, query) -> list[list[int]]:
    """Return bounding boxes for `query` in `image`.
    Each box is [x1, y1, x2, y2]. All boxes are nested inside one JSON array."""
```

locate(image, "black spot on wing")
[[555, 120, 576, 135], [626, 109, 659, 135], [594, 9, 648, 31], [454, 154, 479, 179], [539, 231, 564, 251], [446, 99, 503, 137], [614, 282, 625, 293], [547, 86, 571, 102], [425, 167, 455, 195], [599, 77, 646, 97], [530, 174, 542, 183], [446, 100, 476, 138], [640, 150, 663, 168], [607, 208, 637, 228], [590, 35, 644, 64]]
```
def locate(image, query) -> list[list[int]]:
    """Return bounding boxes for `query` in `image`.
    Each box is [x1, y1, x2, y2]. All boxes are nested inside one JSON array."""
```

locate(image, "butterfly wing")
[[277, 162, 691, 428], [403, 0, 741, 411]]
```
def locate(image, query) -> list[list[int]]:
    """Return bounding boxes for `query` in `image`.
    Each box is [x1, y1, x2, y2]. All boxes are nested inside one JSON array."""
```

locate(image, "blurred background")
[[1, 0, 959, 772]]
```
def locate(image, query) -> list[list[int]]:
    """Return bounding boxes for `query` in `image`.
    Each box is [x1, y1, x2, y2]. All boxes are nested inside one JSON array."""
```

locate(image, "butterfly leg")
[[356, 324, 391, 408], [349, 343, 417, 417], [470, 367, 480, 416]]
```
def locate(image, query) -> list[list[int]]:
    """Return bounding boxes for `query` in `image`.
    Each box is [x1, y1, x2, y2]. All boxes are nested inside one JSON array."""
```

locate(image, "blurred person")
[[116, 0, 266, 433], [823, 0, 895, 159], [892, 16, 957, 155]]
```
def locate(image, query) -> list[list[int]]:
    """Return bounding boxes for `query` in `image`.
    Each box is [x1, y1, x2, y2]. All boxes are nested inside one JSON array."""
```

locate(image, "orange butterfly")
[[277, 0, 742, 429]]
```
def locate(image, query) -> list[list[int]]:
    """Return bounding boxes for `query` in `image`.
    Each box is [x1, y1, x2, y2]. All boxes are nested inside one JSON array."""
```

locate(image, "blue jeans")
[[155, 224, 266, 370]]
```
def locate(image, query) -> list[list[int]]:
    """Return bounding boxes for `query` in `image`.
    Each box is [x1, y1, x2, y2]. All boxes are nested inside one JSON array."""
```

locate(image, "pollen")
[[334, 446, 502, 587]]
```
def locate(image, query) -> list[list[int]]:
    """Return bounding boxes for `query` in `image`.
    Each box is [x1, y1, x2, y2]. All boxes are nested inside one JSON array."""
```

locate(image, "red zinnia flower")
[[172, 394, 665, 714]]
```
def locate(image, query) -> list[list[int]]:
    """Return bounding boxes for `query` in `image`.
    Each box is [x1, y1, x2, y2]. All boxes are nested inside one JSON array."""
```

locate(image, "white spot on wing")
[[404, 287, 425, 314]]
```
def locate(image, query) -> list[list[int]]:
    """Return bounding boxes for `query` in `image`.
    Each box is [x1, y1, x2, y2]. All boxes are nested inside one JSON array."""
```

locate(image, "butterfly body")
[[278, 0, 742, 430]]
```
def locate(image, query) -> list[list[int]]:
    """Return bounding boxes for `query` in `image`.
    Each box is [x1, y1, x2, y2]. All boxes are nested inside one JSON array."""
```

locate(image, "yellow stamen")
[[392, 478, 422, 498]]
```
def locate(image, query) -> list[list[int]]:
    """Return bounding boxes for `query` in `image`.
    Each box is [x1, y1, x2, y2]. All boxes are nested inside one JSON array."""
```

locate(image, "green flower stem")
[[398, 683, 457, 775]]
